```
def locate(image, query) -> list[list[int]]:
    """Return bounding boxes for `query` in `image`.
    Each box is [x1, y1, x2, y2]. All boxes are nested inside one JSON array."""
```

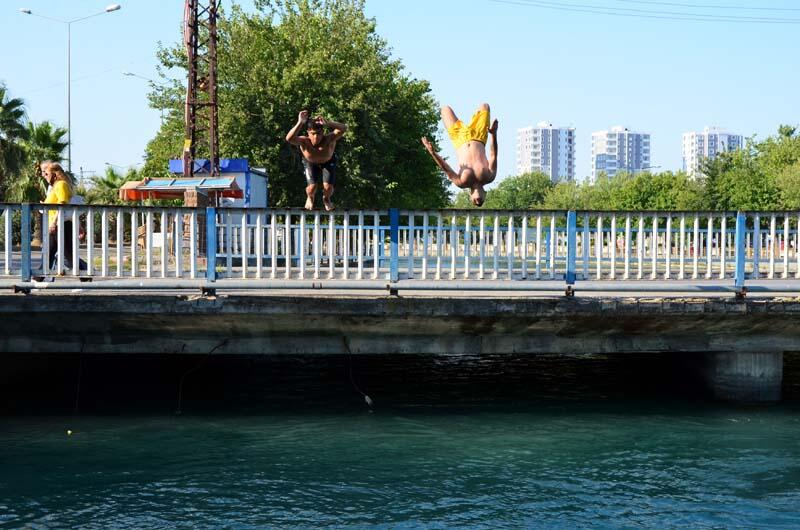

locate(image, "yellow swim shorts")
[[447, 109, 490, 150]]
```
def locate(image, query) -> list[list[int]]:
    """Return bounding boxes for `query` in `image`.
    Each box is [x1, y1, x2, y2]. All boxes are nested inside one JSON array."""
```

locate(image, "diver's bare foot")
[[323, 198, 334, 211], [304, 197, 314, 210]]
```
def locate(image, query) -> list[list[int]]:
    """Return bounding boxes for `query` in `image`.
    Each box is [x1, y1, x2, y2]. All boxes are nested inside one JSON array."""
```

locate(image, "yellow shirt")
[[44, 180, 72, 226]]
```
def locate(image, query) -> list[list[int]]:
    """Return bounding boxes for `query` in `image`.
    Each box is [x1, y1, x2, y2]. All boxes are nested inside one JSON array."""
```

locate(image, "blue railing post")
[[21, 204, 31, 282], [206, 207, 217, 282], [566, 210, 577, 285], [734, 211, 746, 290], [389, 208, 399, 282]]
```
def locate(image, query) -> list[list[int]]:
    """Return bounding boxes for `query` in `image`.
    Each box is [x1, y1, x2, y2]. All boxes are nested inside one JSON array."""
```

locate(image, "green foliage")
[[87, 167, 139, 205], [6, 121, 68, 204], [143, 0, 448, 208], [452, 171, 554, 209], [542, 180, 589, 210], [0, 84, 29, 199], [700, 141, 780, 211]]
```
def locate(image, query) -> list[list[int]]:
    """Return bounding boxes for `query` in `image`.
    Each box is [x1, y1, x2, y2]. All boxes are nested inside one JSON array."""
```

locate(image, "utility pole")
[[182, 0, 220, 179]]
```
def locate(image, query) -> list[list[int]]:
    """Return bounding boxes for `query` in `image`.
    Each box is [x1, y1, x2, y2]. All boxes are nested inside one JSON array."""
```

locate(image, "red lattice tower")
[[182, 0, 220, 178]]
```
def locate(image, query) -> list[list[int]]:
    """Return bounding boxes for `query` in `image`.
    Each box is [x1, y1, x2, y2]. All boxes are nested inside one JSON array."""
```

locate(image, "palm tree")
[[0, 84, 29, 199], [23, 121, 68, 166], [7, 121, 68, 245], [88, 166, 137, 205]]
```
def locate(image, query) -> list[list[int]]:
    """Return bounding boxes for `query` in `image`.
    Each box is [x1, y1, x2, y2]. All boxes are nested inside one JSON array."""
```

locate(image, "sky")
[[1, 0, 798, 190]]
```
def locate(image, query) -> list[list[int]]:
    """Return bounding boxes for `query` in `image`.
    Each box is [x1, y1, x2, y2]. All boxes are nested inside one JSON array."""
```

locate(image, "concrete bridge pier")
[[701, 352, 783, 402]]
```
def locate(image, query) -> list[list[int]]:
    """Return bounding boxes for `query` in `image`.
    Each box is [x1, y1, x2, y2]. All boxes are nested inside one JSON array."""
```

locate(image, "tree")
[[8, 121, 68, 203], [87, 166, 138, 205], [143, 0, 448, 209], [452, 171, 554, 209], [4, 121, 68, 246], [0, 84, 29, 199], [543, 180, 592, 210]]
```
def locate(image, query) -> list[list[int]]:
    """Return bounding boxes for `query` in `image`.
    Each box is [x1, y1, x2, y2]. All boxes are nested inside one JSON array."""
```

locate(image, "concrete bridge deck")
[[2, 287, 796, 402]]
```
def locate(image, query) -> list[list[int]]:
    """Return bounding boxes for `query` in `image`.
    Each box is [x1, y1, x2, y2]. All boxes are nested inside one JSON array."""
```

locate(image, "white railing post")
[[535, 214, 543, 280], [175, 211, 183, 279], [159, 210, 167, 278], [521, 215, 528, 280], [622, 214, 631, 280], [637, 214, 644, 280], [507, 215, 514, 280], [705, 215, 713, 279], [100, 209, 108, 277], [596, 215, 603, 280], [720, 215, 727, 279], [549, 215, 556, 279], [270, 211, 278, 279], [582, 214, 589, 280], [769, 214, 776, 279], [464, 214, 471, 279], [189, 210, 197, 279], [609, 215, 617, 280], [285, 211, 292, 279], [373, 212, 380, 279], [422, 212, 429, 280], [357, 211, 365, 280], [130, 210, 138, 278], [256, 212, 264, 280], [297, 212, 305, 280], [146, 210, 153, 278], [651, 215, 658, 280], [492, 214, 500, 280], [226, 211, 233, 276], [343, 212, 350, 280], [310, 212, 319, 279], [450, 214, 457, 280], [678, 214, 686, 280], [783, 215, 790, 279], [435, 213, 443, 280], [664, 215, 672, 280], [3, 207, 10, 276]]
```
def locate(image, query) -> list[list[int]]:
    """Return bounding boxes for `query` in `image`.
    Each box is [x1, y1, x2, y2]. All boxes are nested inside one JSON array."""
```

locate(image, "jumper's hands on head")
[[489, 119, 498, 136], [287, 110, 310, 144], [313, 115, 327, 128]]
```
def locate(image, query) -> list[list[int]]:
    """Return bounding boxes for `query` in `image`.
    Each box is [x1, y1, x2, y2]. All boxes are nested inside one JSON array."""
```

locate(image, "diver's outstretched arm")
[[421, 137, 462, 185]]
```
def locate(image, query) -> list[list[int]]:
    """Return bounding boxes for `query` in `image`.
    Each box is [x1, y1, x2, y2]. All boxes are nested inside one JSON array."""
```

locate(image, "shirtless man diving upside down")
[[286, 110, 348, 211], [422, 103, 498, 207]]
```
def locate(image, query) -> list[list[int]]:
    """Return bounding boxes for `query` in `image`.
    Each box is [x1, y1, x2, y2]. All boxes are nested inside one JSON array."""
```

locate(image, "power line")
[[491, 0, 800, 23], [614, 0, 800, 12], [495, 0, 800, 22]]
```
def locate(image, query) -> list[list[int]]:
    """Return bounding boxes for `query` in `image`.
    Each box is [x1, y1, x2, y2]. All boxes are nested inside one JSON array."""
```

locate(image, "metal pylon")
[[183, 0, 220, 178]]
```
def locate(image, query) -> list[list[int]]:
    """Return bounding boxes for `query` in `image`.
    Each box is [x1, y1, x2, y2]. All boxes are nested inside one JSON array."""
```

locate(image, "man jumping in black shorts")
[[286, 110, 348, 211]]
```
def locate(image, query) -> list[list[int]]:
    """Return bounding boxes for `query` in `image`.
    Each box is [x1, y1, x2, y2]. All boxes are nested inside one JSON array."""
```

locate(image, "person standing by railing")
[[43, 162, 75, 273], [285, 110, 348, 212]]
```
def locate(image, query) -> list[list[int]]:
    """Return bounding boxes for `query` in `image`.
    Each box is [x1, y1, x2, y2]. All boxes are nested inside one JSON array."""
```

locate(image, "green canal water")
[[2, 402, 800, 528]]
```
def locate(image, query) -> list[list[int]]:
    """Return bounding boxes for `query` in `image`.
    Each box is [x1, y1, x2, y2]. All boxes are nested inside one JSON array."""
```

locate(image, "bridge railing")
[[2, 203, 800, 291]]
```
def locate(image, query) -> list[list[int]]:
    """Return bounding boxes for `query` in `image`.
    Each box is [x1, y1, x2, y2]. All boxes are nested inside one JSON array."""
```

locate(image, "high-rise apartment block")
[[516, 122, 575, 182], [682, 127, 743, 176], [590, 126, 651, 181]]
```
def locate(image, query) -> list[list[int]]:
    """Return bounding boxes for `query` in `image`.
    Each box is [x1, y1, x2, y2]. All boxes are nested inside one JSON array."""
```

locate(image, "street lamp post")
[[19, 4, 122, 175]]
